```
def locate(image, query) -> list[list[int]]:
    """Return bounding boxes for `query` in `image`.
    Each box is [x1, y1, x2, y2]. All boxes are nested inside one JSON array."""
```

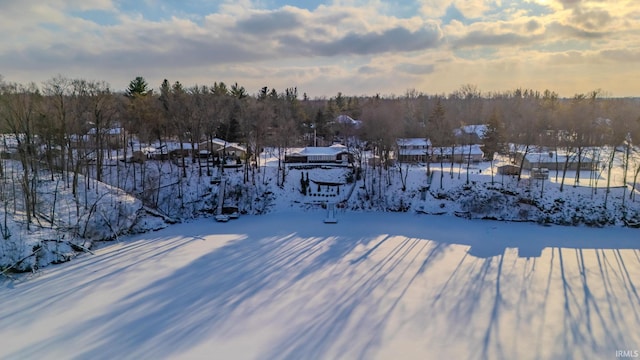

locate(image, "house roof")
[[397, 138, 432, 147], [435, 144, 484, 156], [335, 115, 362, 128], [88, 127, 123, 135], [290, 145, 349, 157], [454, 124, 487, 138], [198, 138, 247, 152], [523, 152, 594, 164], [0, 134, 21, 149]]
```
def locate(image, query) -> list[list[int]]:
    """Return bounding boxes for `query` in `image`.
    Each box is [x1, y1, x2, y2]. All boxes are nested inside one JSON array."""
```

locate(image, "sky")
[[1, 0, 639, 97]]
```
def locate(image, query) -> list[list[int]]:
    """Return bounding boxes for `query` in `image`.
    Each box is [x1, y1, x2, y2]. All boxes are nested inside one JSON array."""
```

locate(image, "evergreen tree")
[[482, 109, 505, 161], [300, 172, 307, 195], [126, 76, 150, 98], [483, 109, 505, 185]]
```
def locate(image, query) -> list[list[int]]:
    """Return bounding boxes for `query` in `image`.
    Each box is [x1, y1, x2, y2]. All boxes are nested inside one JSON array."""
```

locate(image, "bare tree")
[[0, 82, 42, 229], [426, 98, 450, 189]]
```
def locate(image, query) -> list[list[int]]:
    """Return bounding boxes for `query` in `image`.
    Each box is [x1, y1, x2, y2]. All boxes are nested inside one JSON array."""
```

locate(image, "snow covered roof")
[[524, 152, 595, 163], [141, 146, 162, 154], [435, 144, 484, 155], [291, 145, 349, 157], [454, 124, 487, 138], [335, 115, 362, 128], [209, 138, 246, 152], [397, 138, 432, 147], [88, 127, 123, 135], [0, 134, 21, 149]]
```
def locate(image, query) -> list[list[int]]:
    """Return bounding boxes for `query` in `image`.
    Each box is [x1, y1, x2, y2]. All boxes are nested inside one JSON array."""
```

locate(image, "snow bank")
[[6, 149, 639, 272], [1, 173, 169, 272]]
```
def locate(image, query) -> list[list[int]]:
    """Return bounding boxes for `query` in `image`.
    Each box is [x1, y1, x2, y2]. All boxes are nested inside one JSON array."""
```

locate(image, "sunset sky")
[[1, 0, 638, 97]]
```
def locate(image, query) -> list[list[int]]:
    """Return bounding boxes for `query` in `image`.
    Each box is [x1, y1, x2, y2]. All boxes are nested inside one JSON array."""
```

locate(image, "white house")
[[285, 144, 351, 163], [396, 138, 432, 163], [198, 138, 247, 158], [335, 115, 362, 128], [453, 124, 487, 143], [516, 151, 598, 171], [433, 144, 484, 163]]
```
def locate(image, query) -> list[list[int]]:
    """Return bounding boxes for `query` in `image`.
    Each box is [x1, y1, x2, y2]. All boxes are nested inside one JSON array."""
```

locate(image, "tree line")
[[1, 74, 639, 227]]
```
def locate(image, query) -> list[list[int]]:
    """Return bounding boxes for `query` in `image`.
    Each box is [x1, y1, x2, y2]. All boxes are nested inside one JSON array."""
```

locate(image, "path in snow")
[[1, 212, 639, 359]]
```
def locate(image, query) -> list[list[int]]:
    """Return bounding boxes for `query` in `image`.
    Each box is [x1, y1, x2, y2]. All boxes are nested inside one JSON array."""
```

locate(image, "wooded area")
[[1, 75, 639, 230]]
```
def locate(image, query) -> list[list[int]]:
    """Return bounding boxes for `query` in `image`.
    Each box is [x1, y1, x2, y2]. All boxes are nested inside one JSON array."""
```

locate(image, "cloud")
[[0, 0, 639, 97], [358, 65, 379, 74], [236, 8, 304, 34], [280, 24, 442, 57], [453, 31, 537, 48], [419, 0, 499, 19], [526, 19, 542, 32], [394, 63, 435, 75], [569, 7, 612, 30], [545, 21, 609, 39], [599, 48, 640, 63]]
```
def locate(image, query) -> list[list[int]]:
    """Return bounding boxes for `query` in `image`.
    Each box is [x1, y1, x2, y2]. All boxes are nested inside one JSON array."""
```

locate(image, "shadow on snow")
[[3, 213, 640, 359]]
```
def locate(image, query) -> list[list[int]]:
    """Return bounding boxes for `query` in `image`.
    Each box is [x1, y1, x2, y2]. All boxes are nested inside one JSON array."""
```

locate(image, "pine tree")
[[300, 172, 307, 195], [126, 76, 150, 98], [482, 109, 505, 185], [482, 109, 505, 161]]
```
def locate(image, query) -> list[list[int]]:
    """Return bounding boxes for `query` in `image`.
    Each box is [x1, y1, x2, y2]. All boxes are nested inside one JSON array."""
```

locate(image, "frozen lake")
[[1, 212, 639, 359]]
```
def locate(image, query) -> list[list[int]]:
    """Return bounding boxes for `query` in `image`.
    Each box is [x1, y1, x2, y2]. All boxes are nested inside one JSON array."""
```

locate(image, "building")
[[453, 124, 487, 144], [396, 138, 432, 163], [497, 164, 520, 175], [198, 138, 247, 158], [285, 144, 352, 164], [334, 115, 362, 128], [87, 126, 125, 148], [516, 151, 598, 171], [433, 144, 484, 163]]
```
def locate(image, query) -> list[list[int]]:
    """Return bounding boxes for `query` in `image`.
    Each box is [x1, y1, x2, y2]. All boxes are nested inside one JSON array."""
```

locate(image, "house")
[[497, 164, 520, 175], [433, 144, 484, 163], [87, 126, 125, 148], [334, 115, 362, 128], [454, 124, 487, 144], [141, 144, 169, 160], [516, 151, 598, 171], [0, 134, 20, 158], [285, 144, 352, 164], [396, 138, 432, 163], [198, 138, 247, 158]]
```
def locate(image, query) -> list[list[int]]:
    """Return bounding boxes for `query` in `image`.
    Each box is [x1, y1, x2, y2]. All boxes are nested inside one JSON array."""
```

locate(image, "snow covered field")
[[2, 212, 639, 359]]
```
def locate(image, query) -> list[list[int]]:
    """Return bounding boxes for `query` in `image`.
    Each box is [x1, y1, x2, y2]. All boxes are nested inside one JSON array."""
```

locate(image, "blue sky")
[[1, 0, 639, 97]]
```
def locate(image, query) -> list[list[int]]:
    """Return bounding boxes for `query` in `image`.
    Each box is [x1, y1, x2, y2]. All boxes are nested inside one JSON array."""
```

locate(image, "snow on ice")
[[1, 212, 639, 359]]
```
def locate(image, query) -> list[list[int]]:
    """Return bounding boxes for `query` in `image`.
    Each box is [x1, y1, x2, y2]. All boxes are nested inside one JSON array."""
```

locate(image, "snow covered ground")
[[2, 211, 639, 359]]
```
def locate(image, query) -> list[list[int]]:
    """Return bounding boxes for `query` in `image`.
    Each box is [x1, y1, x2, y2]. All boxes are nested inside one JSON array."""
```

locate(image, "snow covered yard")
[[2, 212, 639, 359]]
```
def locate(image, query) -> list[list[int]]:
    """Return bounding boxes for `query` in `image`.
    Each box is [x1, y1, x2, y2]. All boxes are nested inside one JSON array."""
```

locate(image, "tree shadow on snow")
[[5, 212, 640, 359]]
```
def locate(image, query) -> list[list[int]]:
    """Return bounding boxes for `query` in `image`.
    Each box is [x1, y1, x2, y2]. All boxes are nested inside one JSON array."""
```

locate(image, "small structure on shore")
[[215, 179, 230, 222], [324, 202, 338, 224]]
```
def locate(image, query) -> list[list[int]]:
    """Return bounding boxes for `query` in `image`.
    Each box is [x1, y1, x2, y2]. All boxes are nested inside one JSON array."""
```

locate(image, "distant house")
[[433, 144, 484, 163], [516, 152, 598, 171], [141, 144, 169, 160], [454, 124, 487, 144], [497, 164, 520, 175], [198, 138, 247, 158], [396, 138, 432, 163], [334, 115, 362, 128], [0, 134, 20, 157], [87, 126, 125, 148], [285, 144, 352, 164]]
